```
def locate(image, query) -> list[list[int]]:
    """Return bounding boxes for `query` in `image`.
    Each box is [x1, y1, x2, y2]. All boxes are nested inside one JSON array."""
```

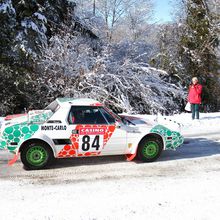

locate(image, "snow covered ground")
[[138, 112, 220, 135], [0, 112, 220, 220]]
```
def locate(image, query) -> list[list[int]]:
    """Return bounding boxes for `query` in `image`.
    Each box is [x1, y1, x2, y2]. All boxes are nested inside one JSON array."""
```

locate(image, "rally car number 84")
[[0, 98, 184, 170]]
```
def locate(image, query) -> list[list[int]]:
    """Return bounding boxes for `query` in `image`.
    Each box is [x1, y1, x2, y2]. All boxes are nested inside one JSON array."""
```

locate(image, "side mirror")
[[115, 121, 121, 128]]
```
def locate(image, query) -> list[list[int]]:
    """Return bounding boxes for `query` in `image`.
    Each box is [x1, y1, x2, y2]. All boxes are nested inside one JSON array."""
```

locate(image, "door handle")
[[72, 129, 79, 134]]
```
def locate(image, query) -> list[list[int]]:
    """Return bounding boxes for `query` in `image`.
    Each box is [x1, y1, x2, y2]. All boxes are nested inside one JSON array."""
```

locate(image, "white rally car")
[[0, 98, 184, 170]]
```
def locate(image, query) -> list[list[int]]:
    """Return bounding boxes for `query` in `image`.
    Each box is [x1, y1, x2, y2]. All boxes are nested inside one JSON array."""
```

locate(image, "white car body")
[[0, 98, 184, 163]]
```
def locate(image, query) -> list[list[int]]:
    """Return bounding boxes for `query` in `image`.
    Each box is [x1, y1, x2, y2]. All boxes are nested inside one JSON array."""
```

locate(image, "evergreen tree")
[[180, 0, 218, 76], [179, 0, 219, 110], [0, 0, 98, 115]]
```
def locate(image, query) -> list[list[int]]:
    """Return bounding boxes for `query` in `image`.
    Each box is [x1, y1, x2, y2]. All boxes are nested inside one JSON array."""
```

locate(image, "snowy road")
[[0, 131, 220, 220]]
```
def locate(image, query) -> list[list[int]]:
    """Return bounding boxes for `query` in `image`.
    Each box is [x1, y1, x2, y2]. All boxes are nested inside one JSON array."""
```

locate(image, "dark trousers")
[[191, 104, 199, 119]]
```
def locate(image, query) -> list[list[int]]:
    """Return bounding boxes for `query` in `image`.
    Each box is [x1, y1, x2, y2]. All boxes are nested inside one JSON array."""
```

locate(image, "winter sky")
[[154, 0, 174, 23]]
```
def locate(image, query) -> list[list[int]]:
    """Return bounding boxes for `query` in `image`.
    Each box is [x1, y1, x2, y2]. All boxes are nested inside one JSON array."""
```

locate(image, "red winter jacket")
[[188, 83, 203, 104]]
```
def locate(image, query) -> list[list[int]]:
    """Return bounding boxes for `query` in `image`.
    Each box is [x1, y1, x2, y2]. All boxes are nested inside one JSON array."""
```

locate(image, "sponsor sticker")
[[41, 125, 67, 131], [79, 128, 106, 135]]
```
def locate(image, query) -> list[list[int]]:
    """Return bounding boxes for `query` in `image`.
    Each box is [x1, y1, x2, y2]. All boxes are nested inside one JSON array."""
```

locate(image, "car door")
[[67, 106, 127, 157], [98, 107, 128, 155]]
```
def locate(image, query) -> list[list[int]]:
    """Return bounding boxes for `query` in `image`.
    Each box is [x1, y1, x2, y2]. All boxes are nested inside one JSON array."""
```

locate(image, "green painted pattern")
[[2, 122, 39, 148], [29, 111, 53, 123], [0, 111, 52, 151], [150, 125, 184, 150], [0, 140, 7, 149]]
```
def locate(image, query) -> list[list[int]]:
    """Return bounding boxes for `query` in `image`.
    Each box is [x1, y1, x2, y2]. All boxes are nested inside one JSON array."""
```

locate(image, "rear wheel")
[[137, 137, 163, 162], [20, 141, 53, 170]]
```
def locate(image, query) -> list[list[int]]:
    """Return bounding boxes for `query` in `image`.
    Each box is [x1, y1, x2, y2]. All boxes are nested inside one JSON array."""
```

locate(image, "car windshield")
[[103, 107, 122, 122]]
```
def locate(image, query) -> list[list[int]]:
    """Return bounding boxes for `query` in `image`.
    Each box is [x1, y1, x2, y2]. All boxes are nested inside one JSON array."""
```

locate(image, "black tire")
[[137, 137, 163, 162], [20, 141, 54, 170]]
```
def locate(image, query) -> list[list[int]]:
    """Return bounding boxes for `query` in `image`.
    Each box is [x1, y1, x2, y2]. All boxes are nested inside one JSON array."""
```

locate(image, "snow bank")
[[169, 112, 220, 135], [134, 112, 220, 135]]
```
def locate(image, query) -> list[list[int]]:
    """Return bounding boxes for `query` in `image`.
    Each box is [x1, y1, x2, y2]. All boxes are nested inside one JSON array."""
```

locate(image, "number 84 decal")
[[79, 135, 103, 152]]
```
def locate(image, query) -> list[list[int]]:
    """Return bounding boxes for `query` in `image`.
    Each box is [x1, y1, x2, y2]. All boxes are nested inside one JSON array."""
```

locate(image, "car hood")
[[119, 114, 156, 127]]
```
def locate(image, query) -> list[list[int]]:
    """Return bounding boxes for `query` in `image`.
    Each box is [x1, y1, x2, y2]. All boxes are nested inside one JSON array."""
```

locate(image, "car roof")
[[56, 98, 103, 107]]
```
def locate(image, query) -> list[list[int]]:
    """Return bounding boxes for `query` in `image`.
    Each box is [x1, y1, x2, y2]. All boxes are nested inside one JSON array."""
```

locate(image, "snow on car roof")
[[56, 98, 102, 106]]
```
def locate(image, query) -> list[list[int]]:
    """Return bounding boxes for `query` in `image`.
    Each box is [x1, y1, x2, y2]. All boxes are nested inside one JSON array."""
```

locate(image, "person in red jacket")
[[188, 77, 203, 120]]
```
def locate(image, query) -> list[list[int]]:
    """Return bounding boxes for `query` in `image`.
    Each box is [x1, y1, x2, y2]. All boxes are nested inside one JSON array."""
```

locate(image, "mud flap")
[[8, 153, 20, 166], [126, 152, 137, 161]]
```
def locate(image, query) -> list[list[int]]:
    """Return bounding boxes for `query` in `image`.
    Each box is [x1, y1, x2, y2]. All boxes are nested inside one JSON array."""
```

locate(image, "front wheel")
[[137, 137, 163, 162], [20, 142, 53, 170]]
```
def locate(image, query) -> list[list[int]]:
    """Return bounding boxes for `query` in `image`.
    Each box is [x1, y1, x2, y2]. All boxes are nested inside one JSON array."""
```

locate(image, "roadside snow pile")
[[135, 112, 220, 135], [167, 112, 220, 135]]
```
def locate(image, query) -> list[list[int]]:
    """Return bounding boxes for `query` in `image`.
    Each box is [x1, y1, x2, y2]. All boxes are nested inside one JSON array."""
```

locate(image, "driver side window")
[[68, 106, 108, 125]]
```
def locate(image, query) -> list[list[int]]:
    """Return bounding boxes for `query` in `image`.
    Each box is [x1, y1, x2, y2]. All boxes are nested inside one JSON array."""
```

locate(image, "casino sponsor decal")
[[79, 127, 106, 135]]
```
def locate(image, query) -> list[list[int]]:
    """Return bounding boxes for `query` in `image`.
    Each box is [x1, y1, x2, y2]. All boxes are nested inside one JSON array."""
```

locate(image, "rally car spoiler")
[[4, 114, 27, 121]]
